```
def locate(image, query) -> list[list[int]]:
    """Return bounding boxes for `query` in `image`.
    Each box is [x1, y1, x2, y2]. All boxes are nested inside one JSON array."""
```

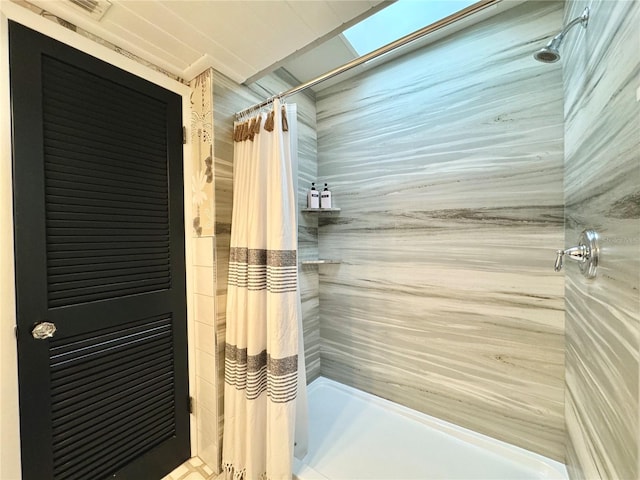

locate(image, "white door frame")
[[0, 4, 197, 478]]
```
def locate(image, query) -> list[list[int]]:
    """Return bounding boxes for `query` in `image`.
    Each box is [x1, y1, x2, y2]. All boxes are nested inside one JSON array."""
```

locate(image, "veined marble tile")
[[563, 1, 640, 479], [316, 0, 565, 461]]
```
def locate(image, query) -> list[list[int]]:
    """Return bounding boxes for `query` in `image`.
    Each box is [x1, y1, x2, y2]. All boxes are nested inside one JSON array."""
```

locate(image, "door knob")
[[32, 322, 56, 340], [554, 229, 599, 278]]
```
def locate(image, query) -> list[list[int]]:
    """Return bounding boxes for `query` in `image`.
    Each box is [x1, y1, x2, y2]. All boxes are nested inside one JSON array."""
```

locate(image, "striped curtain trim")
[[229, 248, 296, 266], [225, 344, 298, 404], [266, 265, 297, 293], [228, 248, 297, 293]]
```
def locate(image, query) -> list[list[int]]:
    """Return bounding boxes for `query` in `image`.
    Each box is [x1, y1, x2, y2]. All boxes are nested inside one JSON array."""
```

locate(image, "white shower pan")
[[294, 377, 567, 480]]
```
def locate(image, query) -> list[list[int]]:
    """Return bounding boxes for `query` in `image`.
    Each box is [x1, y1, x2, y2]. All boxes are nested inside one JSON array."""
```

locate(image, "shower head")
[[533, 38, 562, 63], [533, 36, 563, 63], [533, 7, 589, 63]]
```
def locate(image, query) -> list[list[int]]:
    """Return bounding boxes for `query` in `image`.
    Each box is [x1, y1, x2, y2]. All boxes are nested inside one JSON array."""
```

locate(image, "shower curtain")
[[223, 99, 307, 480]]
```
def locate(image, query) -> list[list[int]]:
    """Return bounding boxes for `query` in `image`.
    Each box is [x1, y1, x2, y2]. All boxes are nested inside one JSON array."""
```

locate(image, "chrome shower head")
[[533, 37, 563, 63], [533, 7, 589, 63], [533, 47, 560, 63]]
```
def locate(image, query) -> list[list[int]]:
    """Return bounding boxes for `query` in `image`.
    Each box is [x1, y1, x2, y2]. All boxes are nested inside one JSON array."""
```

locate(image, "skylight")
[[343, 0, 478, 56]]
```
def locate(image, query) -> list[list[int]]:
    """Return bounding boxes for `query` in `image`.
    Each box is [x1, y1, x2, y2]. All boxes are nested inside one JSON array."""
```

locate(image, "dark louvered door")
[[9, 22, 190, 480]]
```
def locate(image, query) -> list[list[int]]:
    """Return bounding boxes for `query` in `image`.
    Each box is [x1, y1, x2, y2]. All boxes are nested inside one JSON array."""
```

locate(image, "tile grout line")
[[162, 456, 217, 480]]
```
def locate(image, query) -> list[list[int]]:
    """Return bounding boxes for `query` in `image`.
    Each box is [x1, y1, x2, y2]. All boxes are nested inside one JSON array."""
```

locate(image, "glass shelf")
[[301, 259, 341, 265], [301, 208, 341, 213]]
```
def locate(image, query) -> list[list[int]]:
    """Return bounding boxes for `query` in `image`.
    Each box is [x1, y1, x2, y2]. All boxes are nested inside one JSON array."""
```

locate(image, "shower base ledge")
[[294, 376, 567, 480]]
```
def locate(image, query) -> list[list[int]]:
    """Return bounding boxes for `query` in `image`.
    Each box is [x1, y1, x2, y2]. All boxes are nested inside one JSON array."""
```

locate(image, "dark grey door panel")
[[9, 21, 190, 480]]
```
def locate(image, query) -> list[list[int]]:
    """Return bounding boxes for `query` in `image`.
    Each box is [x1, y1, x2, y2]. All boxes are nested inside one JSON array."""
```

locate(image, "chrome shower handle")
[[554, 245, 587, 272], [554, 250, 563, 272], [554, 229, 599, 278]]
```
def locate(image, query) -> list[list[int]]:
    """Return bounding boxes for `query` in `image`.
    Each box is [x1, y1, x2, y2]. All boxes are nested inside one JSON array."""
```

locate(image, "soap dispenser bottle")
[[320, 183, 332, 209], [307, 182, 320, 209]]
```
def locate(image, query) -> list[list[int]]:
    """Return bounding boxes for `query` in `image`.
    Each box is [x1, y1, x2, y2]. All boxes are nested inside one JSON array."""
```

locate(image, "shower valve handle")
[[554, 250, 563, 272], [553, 229, 599, 279], [554, 246, 587, 272]]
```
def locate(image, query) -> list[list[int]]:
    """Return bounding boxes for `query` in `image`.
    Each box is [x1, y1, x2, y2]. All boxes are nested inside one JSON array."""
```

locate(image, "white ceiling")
[[280, 33, 357, 87], [26, 0, 387, 84]]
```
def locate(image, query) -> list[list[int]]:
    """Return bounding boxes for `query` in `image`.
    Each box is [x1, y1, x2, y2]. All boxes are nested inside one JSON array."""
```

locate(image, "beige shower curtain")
[[223, 99, 306, 480]]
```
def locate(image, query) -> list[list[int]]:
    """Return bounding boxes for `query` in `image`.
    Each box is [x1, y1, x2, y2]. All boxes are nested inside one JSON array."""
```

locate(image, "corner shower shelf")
[[301, 208, 341, 213], [301, 259, 341, 265], [301, 208, 341, 265]]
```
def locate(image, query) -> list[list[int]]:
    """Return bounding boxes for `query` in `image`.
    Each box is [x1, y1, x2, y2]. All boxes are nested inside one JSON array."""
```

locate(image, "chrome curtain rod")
[[235, 0, 501, 119]]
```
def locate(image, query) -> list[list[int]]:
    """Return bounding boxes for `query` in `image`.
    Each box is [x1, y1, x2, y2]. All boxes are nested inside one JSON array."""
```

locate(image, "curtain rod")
[[235, 0, 501, 119]]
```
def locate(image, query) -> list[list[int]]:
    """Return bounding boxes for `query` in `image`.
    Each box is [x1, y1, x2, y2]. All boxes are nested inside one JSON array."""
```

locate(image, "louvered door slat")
[[54, 395, 173, 479], [55, 421, 176, 480], [51, 348, 172, 397], [45, 166, 169, 196], [58, 421, 176, 480], [45, 194, 169, 213], [51, 377, 173, 436], [45, 151, 169, 184], [42, 98, 167, 145], [46, 237, 168, 248], [51, 381, 174, 444], [48, 282, 172, 308], [48, 252, 169, 267], [52, 370, 173, 420], [54, 404, 175, 471], [43, 106, 167, 151], [49, 269, 171, 291], [43, 61, 167, 122], [50, 318, 172, 377], [51, 340, 171, 381], [45, 143, 169, 180], [53, 400, 173, 454], [49, 263, 169, 281], [47, 180, 166, 202], [43, 62, 167, 121], [47, 243, 169, 255], [48, 226, 170, 236], [49, 257, 170, 275], [46, 234, 169, 244], [48, 217, 169, 228], [47, 206, 169, 220], [52, 354, 173, 405], [45, 191, 168, 211], [44, 121, 168, 160], [46, 159, 168, 190], [50, 315, 175, 480], [43, 94, 167, 140], [44, 90, 167, 133], [41, 55, 172, 308]]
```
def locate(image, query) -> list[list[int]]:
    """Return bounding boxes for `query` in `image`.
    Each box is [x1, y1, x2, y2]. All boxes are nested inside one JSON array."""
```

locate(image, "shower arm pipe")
[[550, 9, 589, 44], [234, 0, 502, 119]]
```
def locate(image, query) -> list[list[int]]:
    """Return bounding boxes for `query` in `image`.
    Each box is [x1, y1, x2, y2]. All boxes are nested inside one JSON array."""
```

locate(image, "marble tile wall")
[[562, 1, 640, 479], [315, 1, 566, 461], [210, 68, 320, 469]]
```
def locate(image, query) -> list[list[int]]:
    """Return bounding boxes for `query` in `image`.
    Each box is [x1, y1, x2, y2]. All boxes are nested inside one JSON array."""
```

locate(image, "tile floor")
[[162, 456, 221, 480]]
